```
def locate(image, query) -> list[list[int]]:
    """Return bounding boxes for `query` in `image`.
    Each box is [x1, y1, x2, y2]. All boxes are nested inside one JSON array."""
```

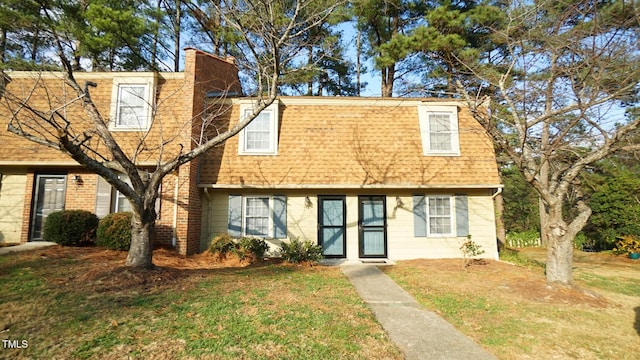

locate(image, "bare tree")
[[458, 0, 640, 284], [1, 0, 342, 268]]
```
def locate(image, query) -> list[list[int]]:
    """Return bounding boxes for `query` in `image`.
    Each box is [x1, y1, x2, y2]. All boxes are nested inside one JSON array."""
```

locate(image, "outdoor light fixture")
[[305, 196, 313, 208], [396, 196, 404, 208], [71, 175, 82, 185]]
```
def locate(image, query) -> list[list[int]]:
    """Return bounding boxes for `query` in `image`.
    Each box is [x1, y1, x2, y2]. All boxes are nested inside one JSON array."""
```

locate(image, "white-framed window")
[[238, 103, 279, 155], [110, 75, 156, 131], [418, 105, 460, 156], [244, 196, 272, 237], [113, 175, 132, 212], [427, 196, 454, 236]]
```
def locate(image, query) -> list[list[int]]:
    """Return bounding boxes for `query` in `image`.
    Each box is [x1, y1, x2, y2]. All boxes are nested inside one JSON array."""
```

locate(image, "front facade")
[[0, 52, 501, 260], [198, 97, 502, 260]]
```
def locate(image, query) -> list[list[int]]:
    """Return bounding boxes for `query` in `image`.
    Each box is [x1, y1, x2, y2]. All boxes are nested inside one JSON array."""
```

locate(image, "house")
[[199, 97, 502, 260], [0, 48, 502, 260]]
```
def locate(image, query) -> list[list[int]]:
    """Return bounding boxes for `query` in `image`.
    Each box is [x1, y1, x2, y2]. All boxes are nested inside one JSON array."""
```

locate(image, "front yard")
[[0, 247, 402, 359], [383, 248, 640, 359], [2, 245, 639, 359]]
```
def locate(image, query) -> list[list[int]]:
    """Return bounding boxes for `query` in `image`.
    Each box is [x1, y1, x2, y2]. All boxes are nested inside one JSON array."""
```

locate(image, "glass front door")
[[318, 196, 346, 258], [359, 196, 387, 258], [31, 175, 66, 241]]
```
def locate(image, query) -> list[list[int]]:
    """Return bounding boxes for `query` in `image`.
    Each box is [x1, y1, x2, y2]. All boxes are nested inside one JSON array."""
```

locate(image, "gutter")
[[198, 183, 505, 190], [492, 187, 503, 199]]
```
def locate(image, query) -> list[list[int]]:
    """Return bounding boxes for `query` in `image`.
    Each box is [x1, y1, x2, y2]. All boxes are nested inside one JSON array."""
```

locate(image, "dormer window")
[[110, 74, 156, 131], [418, 105, 460, 156], [238, 103, 279, 155]]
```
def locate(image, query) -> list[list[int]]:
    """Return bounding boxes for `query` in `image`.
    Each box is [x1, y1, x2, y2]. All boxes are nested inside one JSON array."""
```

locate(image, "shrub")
[[209, 234, 237, 257], [208, 234, 270, 261], [96, 212, 132, 251], [614, 235, 640, 255], [238, 237, 270, 259], [279, 238, 322, 264], [43, 210, 98, 246]]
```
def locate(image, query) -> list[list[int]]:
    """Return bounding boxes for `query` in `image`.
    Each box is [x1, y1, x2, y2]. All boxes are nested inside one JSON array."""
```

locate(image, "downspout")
[[203, 187, 213, 248], [491, 187, 503, 199], [172, 173, 179, 248]]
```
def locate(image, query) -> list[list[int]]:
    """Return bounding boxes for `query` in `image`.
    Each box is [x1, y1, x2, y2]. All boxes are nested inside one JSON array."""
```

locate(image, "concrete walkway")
[[0, 242, 56, 255], [341, 264, 497, 360]]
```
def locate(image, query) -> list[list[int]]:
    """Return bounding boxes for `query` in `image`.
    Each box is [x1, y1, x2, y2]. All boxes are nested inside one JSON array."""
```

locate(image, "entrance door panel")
[[319, 196, 346, 258], [359, 196, 387, 258], [31, 175, 66, 241]]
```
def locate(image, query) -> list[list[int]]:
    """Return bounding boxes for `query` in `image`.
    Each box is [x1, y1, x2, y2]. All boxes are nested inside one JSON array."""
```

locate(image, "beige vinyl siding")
[[0, 172, 27, 243], [201, 189, 498, 260]]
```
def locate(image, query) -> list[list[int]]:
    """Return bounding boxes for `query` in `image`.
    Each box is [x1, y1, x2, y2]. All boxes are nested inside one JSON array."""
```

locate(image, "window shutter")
[[273, 195, 287, 239], [413, 195, 427, 237], [228, 195, 242, 237], [95, 176, 112, 218], [455, 194, 469, 237]]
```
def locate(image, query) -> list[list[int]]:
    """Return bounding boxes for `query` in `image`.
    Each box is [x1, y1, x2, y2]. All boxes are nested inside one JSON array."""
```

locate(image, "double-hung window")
[[116, 85, 148, 128], [113, 175, 132, 213], [110, 75, 156, 131], [244, 197, 271, 237], [427, 196, 453, 235], [413, 194, 468, 238], [238, 103, 279, 155], [227, 195, 287, 239], [418, 105, 460, 156]]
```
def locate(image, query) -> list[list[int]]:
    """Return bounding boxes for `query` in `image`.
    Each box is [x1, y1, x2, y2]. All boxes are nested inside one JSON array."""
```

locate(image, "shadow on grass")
[[635, 307, 640, 336]]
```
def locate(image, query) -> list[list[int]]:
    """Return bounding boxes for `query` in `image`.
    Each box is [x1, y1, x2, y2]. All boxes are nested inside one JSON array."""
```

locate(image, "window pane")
[[429, 114, 452, 151], [117, 85, 147, 127], [245, 197, 269, 237], [244, 112, 272, 151], [428, 197, 452, 235]]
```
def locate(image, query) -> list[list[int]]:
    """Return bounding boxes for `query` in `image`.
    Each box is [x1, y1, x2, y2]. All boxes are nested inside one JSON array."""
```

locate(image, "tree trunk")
[[125, 209, 155, 268], [381, 65, 394, 97], [544, 206, 573, 284]]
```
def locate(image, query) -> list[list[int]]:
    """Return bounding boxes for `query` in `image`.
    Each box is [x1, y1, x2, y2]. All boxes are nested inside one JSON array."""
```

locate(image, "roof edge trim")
[[199, 183, 503, 190]]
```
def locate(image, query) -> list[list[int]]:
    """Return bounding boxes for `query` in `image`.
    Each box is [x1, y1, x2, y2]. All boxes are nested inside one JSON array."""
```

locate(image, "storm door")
[[318, 196, 346, 258], [358, 196, 387, 258], [31, 175, 66, 241]]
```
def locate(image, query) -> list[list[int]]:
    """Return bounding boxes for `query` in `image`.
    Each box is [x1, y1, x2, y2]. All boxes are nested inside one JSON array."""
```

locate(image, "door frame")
[[30, 174, 67, 241], [358, 195, 387, 258], [318, 195, 347, 258]]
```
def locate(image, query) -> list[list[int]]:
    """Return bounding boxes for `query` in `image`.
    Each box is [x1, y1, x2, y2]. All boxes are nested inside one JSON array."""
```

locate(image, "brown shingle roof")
[[200, 97, 501, 188]]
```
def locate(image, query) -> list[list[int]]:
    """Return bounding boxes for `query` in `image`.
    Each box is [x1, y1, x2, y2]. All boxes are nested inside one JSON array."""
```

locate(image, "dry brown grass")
[[383, 248, 640, 359]]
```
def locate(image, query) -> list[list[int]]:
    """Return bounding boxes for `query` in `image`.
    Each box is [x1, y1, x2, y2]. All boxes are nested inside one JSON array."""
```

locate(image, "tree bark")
[[381, 65, 394, 97], [543, 200, 591, 284], [125, 209, 156, 268], [544, 218, 573, 284]]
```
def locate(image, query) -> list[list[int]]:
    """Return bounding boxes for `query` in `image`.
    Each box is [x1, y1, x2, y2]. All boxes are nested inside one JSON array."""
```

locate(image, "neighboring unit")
[[0, 48, 241, 255]]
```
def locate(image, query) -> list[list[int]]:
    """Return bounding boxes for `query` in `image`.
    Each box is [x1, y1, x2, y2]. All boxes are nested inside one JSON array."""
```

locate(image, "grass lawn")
[[0, 247, 402, 360], [382, 247, 640, 360]]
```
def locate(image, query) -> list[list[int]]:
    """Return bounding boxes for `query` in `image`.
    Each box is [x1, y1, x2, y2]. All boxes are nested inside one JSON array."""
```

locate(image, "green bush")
[[96, 212, 132, 251], [209, 234, 270, 261], [43, 210, 99, 246], [279, 238, 323, 264], [238, 237, 270, 259]]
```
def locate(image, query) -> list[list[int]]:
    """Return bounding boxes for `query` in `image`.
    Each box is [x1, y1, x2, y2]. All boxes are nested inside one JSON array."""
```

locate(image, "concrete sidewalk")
[[341, 264, 497, 360], [0, 242, 56, 255]]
